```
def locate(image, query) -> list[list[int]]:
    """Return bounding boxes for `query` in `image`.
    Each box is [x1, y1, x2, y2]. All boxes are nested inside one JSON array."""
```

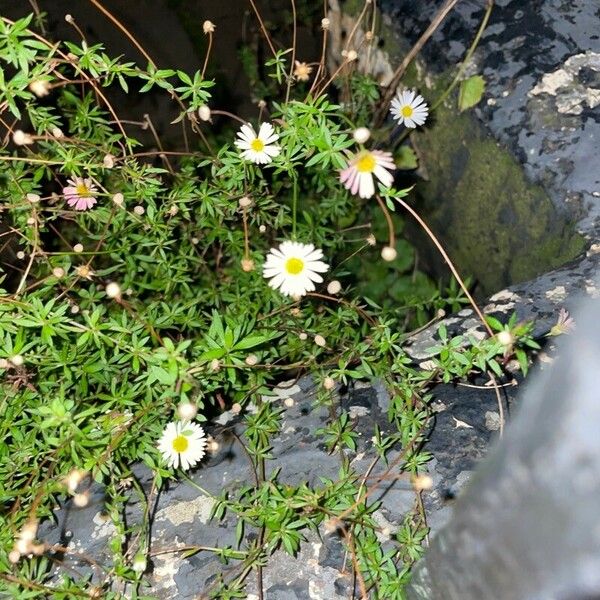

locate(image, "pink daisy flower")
[[340, 150, 395, 199], [63, 177, 98, 211]]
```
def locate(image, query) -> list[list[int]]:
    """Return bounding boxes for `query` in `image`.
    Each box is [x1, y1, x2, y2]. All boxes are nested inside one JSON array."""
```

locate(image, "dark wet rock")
[[407, 298, 600, 600], [354, 0, 600, 348], [38, 378, 426, 598]]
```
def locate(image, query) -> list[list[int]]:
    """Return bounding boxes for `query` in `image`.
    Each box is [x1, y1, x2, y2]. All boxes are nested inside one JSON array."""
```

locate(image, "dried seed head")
[[26, 217, 36, 226], [112, 192, 124, 206], [353, 127, 370, 144], [259, 224, 266, 233], [51, 127, 64, 139], [133, 205, 145, 216], [65, 469, 86, 493], [327, 280, 342, 295], [73, 243, 83, 253], [381, 246, 397, 261], [177, 402, 198, 421], [323, 377, 335, 390], [75, 265, 94, 280], [203, 20, 216, 34], [210, 358, 221, 372], [207, 436, 220, 453], [29, 79, 50, 98], [231, 403, 242, 414], [298, 332, 308, 340], [284, 397, 294, 407], [346, 50, 358, 62], [241, 258, 255, 272], [245, 354, 258, 366], [64, 14, 74, 23], [238, 196, 253, 208], [314, 334, 326, 347], [366, 233, 376, 246], [103, 154, 115, 168], [16, 251, 25, 260], [290, 307, 301, 317], [365, 31, 374, 41], [413, 474, 433, 492], [73, 491, 90, 508], [321, 17, 330, 30], [13, 130, 34, 146], [26, 193, 40, 203], [52, 267, 65, 278], [8, 550, 20, 564], [168, 204, 179, 216], [19, 520, 38, 542]]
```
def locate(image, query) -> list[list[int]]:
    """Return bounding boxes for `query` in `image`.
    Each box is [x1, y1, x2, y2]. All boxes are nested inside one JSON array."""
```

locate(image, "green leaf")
[[458, 75, 485, 111]]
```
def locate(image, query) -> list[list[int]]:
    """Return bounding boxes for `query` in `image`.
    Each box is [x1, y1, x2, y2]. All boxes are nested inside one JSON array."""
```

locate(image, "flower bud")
[[177, 402, 198, 421], [10, 355, 24, 367], [353, 127, 370, 144], [497, 330, 514, 346], [327, 280, 342, 295], [198, 105, 211, 121], [105, 282, 121, 299], [314, 334, 326, 347], [132, 552, 147, 574], [381, 246, 397, 261]]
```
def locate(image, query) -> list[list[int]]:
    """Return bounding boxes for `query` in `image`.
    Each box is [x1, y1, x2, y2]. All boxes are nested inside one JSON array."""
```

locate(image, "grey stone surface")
[[39, 379, 423, 598], [407, 297, 600, 600]]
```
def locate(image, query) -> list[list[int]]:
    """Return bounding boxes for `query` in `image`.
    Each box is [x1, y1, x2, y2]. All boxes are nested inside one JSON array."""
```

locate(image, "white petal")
[[358, 172, 375, 199]]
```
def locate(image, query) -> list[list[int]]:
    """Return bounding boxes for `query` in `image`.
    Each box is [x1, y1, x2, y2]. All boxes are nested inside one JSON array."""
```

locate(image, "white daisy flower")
[[263, 241, 329, 297], [390, 90, 429, 128], [339, 150, 395, 199], [157, 421, 207, 470], [235, 122, 281, 164]]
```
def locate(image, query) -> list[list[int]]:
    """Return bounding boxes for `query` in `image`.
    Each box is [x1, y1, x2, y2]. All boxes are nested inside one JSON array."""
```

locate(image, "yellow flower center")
[[76, 183, 91, 196], [172, 434, 189, 453], [401, 105, 414, 117], [285, 257, 304, 275], [356, 153, 376, 173], [251, 138, 265, 152]]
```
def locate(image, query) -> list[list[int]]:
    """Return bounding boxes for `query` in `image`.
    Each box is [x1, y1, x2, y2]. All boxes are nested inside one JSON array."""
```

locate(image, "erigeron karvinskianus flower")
[[390, 90, 429, 128], [235, 122, 280, 164], [263, 241, 329, 297], [63, 177, 97, 211], [549, 307, 575, 336], [340, 150, 395, 199], [158, 421, 207, 470]]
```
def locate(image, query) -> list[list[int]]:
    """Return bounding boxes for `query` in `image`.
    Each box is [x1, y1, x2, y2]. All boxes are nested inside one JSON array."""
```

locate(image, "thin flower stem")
[[307, 0, 329, 98], [211, 109, 248, 125], [88, 0, 155, 67], [431, 0, 494, 111], [285, 0, 297, 104], [374, 0, 460, 126], [201, 31, 213, 79], [393, 196, 493, 337], [292, 176, 298, 239], [248, 0, 277, 58], [375, 194, 395, 248]]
